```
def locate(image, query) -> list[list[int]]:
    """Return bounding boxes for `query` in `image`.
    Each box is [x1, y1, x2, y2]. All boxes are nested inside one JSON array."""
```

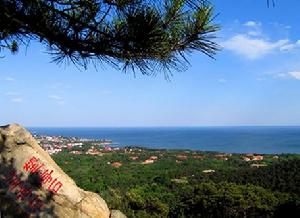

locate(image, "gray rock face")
[[0, 124, 115, 218]]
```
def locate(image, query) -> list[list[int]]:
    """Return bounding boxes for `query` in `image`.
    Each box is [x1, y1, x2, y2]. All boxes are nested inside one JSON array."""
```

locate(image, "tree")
[[0, 0, 219, 76]]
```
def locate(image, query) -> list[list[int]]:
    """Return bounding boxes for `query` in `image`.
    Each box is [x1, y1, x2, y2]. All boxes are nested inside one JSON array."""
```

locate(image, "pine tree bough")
[[0, 0, 219, 75]]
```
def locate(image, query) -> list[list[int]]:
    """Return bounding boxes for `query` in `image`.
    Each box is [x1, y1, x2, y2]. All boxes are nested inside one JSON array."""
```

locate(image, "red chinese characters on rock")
[[23, 156, 63, 194], [5, 170, 44, 211]]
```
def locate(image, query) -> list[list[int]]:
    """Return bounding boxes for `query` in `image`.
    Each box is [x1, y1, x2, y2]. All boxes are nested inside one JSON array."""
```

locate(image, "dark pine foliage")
[[0, 0, 219, 75]]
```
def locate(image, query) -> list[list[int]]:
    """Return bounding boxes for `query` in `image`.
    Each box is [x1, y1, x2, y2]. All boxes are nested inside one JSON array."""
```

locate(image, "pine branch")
[[0, 0, 220, 75]]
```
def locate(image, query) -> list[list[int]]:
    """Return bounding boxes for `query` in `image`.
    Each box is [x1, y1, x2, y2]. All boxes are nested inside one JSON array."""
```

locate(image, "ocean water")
[[28, 127, 300, 154]]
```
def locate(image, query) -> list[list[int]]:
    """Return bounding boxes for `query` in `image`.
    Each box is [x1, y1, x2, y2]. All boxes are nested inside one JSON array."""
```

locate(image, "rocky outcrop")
[[0, 124, 122, 218], [110, 210, 127, 218]]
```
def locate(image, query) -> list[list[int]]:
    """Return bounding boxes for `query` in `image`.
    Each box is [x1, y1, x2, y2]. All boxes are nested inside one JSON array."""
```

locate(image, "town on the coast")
[[34, 134, 280, 170]]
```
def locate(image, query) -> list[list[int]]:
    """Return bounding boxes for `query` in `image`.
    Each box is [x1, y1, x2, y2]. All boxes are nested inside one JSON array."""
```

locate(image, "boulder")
[[110, 210, 127, 218], [0, 124, 113, 218]]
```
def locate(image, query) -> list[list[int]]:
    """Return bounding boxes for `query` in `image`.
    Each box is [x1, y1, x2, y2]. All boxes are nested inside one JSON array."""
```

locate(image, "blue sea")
[[28, 127, 300, 154]]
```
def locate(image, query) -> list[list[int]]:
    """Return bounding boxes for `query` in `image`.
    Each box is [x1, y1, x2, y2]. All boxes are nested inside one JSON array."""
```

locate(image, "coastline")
[[29, 126, 300, 154]]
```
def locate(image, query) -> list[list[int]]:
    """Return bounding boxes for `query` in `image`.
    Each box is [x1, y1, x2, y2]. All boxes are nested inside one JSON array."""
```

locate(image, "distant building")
[[171, 178, 188, 184], [86, 147, 103, 156], [142, 159, 154, 164], [193, 155, 204, 159], [70, 151, 82, 155], [130, 156, 139, 160], [104, 146, 112, 151], [111, 162, 122, 168], [70, 142, 83, 147], [47, 148, 62, 155], [252, 155, 264, 161], [215, 154, 229, 160], [176, 155, 188, 160], [202, 169, 215, 173], [149, 156, 158, 160], [242, 154, 264, 161], [251, 164, 267, 168], [243, 157, 251, 162]]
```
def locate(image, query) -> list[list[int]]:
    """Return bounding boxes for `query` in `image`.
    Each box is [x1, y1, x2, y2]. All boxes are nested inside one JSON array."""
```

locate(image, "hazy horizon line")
[[26, 125, 300, 128]]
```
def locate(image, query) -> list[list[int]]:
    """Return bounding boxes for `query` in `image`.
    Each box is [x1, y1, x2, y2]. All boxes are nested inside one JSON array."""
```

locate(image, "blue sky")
[[1, 0, 300, 127]]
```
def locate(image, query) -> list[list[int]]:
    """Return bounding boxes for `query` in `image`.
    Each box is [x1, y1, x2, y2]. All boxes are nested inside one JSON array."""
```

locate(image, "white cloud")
[[222, 34, 298, 59], [279, 44, 295, 51], [272, 71, 300, 80], [218, 79, 227, 83], [48, 95, 63, 100], [243, 21, 262, 36], [244, 21, 261, 27], [288, 71, 300, 80], [247, 31, 261, 36], [48, 94, 65, 105], [279, 40, 300, 51], [275, 73, 288, 79], [5, 77, 15, 81], [4, 92, 19, 96], [49, 82, 71, 90], [11, 98, 23, 103]]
